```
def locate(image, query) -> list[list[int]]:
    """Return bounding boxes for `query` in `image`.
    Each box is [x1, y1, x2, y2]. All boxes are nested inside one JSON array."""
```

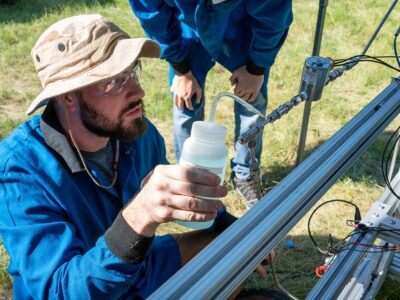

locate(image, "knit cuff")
[[213, 211, 238, 233], [105, 212, 154, 264], [246, 59, 266, 76], [170, 57, 191, 75]]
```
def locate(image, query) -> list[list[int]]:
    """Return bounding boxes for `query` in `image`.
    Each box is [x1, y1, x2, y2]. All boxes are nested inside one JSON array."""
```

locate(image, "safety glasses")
[[92, 60, 142, 97]]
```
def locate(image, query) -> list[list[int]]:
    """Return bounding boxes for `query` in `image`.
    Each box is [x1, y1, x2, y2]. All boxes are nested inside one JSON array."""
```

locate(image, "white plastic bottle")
[[177, 121, 228, 229]]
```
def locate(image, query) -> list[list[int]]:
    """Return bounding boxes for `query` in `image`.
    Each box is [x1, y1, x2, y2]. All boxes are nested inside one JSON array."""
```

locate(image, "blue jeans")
[[169, 38, 269, 180]]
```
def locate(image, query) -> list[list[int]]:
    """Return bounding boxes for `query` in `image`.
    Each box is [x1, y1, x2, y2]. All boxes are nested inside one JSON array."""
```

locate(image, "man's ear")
[[55, 92, 78, 112]]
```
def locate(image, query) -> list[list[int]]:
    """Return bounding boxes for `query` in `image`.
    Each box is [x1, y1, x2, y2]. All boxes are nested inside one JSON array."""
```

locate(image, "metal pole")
[[296, 0, 329, 164], [149, 80, 400, 300]]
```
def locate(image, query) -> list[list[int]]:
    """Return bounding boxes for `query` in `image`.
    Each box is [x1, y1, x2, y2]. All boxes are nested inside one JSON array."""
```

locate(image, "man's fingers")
[[242, 92, 251, 101], [168, 195, 224, 212], [162, 165, 221, 185], [195, 87, 202, 104], [174, 93, 185, 112], [235, 89, 248, 100], [229, 73, 237, 85], [169, 180, 227, 198], [154, 165, 227, 197], [261, 251, 276, 265], [255, 265, 267, 279], [171, 208, 217, 223], [184, 95, 193, 110], [247, 92, 256, 102], [234, 86, 241, 97]]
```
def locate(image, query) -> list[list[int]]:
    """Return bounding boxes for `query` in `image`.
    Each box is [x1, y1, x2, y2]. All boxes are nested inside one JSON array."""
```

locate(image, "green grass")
[[1, 0, 400, 298]]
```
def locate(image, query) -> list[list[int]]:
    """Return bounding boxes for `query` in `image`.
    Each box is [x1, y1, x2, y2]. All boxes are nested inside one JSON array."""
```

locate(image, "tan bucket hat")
[[27, 14, 161, 115]]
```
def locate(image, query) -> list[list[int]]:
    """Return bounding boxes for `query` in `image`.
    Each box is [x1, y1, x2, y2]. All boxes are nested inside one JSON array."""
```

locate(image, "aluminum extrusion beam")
[[149, 80, 400, 300], [337, 243, 395, 300], [363, 249, 396, 300], [307, 170, 400, 299], [389, 253, 400, 280]]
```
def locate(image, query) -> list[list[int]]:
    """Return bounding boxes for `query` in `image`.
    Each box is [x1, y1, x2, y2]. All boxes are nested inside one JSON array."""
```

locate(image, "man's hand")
[[230, 65, 264, 102], [255, 251, 276, 278], [171, 71, 202, 112], [122, 165, 227, 237]]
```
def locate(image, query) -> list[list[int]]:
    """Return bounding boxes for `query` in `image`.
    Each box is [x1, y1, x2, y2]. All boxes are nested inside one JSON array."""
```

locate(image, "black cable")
[[329, 228, 365, 254], [333, 54, 399, 64], [333, 54, 400, 72], [394, 26, 400, 68], [333, 54, 400, 69], [330, 224, 400, 254], [334, 55, 398, 63], [381, 125, 400, 199], [315, 224, 400, 274], [356, 59, 400, 72], [307, 199, 361, 254]]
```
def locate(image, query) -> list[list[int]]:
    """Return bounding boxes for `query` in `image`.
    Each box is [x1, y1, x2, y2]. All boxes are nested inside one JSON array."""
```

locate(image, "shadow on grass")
[[0, 0, 115, 24], [264, 130, 397, 189]]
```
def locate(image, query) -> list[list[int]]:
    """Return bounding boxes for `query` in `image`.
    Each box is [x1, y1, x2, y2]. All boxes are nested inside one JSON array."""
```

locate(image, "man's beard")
[[77, 93, 148, 143]]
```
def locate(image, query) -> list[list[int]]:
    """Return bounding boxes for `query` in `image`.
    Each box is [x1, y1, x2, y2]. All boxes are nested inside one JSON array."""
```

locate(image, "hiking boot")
[[231, 174, 261, 209]]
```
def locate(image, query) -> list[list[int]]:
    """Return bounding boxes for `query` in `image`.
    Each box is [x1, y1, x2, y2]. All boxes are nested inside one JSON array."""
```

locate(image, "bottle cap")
[[191, 121, 227, 143]]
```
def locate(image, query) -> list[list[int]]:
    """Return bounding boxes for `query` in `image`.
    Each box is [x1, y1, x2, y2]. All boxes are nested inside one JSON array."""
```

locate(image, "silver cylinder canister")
[[299, 56, 333, 101]]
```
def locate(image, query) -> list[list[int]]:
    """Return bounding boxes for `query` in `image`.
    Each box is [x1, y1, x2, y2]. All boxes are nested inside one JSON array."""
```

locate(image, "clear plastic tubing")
[[208, 92, 265, 123], [177, 121, 228, 229]]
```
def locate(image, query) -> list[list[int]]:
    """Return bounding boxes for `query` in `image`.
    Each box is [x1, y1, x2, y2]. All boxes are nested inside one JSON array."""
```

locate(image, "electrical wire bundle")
[[307, 200, 400, 280], [332, 54, 400, 73], [307, 199, 362, 255], [329, 25, 400, 78], [308, 200, 400, 256], [328, 225, 400, 255]]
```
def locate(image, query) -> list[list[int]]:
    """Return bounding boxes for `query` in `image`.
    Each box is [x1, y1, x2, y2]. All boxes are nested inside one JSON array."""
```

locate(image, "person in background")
[[129, 0, 293, 208], [0, 14, 276, 299]]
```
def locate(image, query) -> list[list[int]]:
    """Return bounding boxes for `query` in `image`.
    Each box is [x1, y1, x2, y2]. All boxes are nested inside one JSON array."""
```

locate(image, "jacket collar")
[[40, 101, 84, 173]]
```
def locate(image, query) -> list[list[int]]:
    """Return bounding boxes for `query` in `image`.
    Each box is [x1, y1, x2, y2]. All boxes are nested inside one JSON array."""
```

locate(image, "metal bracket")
[[361, 202, 400, 245]]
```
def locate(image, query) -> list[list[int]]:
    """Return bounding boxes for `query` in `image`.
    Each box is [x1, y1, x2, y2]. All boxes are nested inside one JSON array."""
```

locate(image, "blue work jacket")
[[0, 104, 181, 299], [129, 0, 293, 69]]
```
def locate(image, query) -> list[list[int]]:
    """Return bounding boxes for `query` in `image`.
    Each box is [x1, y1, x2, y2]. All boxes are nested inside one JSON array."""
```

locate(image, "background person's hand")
[[171, 71, 202, 112], [255, 250, 276, 278], [122, 164, 227, 237], [230, 65, 264, 102]]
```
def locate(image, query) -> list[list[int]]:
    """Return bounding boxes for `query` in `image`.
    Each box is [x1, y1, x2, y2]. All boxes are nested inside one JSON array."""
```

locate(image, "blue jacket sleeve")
[[0, 169, 142, 299], [129, 0, 188, 64], [246, 0, 293, 70]]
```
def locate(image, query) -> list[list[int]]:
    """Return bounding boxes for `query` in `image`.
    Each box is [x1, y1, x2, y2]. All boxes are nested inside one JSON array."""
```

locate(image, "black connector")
[[354, 207, 362, 224], [395, 26, 400, 37]]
